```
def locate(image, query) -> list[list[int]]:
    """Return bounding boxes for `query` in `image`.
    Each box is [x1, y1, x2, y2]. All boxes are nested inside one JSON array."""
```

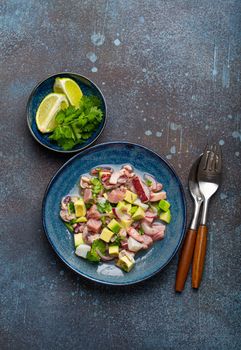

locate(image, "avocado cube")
[[160, 209, 171, 223], [75, 216, 87, 223], [117, 201, 132, 214], [109, 245, 119, 256], [107, 219, 121, 233], [119, 250, 135, 262], [74, 198, 86, 217], [130, 205, 138, 215], [117, 201, 125, 209], [126, 204, 132, 215], [159, 200, 170, 212], [124, 190, 138, 204], [132, 207, 145, 221], [100, 228, 115, 242], [74, 233, 84, 247], [116, 256, 134, 272], [120, 218, 133, 229]]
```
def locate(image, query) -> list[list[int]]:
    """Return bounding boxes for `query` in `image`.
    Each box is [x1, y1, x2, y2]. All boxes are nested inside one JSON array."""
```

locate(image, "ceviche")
[[60, 164, 172, 272]]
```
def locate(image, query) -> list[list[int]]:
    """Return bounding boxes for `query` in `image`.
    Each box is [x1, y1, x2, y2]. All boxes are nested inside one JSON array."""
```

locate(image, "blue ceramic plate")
[[42, 142, 186, 285], [27, 72, 107, 153]]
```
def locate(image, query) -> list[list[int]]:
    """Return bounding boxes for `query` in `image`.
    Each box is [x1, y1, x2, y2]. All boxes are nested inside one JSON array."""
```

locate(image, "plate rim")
[[42, 141, 187, 286], [26, 71, 107, 153]]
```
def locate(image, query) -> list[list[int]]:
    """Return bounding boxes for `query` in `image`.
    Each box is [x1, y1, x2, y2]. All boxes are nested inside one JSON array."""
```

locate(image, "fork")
[[192, 144, 222, 288]]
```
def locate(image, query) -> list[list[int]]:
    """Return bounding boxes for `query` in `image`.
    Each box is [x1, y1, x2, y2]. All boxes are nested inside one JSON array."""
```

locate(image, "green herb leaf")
[[86, 239, 106, 263], [91, 177, 101, 186], [139, 227, 144, 235], [91, 177, 103, 195], [145, 179, 152, 187], [48, 96, 103, 150], [111, 235, 122, 246], [97, 201, 112, 213], [85, 202, 92, 210], [68, 202, 75, 214], [55, 110, 65, 123], [64, 223, 74, 233], [100, 216, 106, 225]]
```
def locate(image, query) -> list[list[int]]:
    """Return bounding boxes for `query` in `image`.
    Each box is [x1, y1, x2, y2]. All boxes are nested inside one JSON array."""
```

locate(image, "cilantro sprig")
[[139, 227, 144, 235], [97, 200, 112, 213], [64, 222, 74, 233], [91, 177, 103, 196], [145, 179, 152, 187], [49, 96, 103, 150], [86, 239, 106, 262], [67, 202, 75, 214], [111, 235, 122, 246]]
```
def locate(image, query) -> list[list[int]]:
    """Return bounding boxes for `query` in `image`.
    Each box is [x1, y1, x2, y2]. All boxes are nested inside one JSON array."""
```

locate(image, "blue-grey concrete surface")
[[0, 1, 241, 349]]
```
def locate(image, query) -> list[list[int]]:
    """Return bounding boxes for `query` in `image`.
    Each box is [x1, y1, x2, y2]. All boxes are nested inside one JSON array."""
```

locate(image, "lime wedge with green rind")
[[53, 78, 83, 108], [36, 93, 69, 133]]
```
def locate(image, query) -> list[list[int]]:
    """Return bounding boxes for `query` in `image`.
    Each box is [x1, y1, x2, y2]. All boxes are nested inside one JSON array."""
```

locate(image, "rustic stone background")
[[1, 1, 240, 349]]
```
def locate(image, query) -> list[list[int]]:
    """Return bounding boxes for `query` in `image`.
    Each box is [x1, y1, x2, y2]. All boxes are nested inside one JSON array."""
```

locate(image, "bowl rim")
[[26, 71, 107, 154], [42, 141, 187, 286]]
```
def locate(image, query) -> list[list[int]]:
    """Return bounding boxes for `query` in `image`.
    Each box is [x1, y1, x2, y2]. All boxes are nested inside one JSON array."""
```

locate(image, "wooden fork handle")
[[192, 225, 208, 289], [175, 229, 197, 292]]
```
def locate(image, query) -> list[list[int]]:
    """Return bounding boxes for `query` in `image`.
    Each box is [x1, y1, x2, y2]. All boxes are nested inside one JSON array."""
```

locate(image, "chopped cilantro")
[[86, 239, 106, 263], [111, 235, 122, 246], [64, 223, 74, 233], [100, 216, 106, 225], [49, 96, 103, 150], [85, 202, 92, 209], [145, 179, 152, 187], [68, 202, 75, 214], [97, 200, 112, 213], [91, 177, 103, 195], [139, 227, 144, 235], [91, 177, 101, 186]]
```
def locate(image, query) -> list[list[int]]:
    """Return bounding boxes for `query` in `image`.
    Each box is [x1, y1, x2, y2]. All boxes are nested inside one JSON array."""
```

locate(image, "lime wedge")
[[36, 93, 69, 133], [53, 78, 83, 107]]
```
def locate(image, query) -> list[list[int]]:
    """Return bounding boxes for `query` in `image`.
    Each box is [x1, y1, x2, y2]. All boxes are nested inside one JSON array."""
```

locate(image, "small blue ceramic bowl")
[[27, 72, 107, 153], [42, 142, 187, 285]]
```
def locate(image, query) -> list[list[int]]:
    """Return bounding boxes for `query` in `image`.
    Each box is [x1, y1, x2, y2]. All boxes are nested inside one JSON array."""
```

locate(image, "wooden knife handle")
[[192, 225, 208, 289], [175, 229, 197, 292]]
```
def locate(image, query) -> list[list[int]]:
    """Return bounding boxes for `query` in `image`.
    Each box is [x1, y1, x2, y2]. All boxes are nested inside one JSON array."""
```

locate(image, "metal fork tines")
[[199, 144, 222, 180], [198, 144, 222, 225]]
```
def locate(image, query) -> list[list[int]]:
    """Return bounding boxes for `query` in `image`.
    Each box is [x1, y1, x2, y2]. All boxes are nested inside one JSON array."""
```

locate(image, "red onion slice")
[[144, 174, 157, 191], [96, 249, 115, 261], [112, 207, 131, 221], [141, 221, 165, 236]]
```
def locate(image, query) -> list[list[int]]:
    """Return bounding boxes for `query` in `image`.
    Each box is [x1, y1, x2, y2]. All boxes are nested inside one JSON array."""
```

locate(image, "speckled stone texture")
[[1, 1, 240, 349]]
